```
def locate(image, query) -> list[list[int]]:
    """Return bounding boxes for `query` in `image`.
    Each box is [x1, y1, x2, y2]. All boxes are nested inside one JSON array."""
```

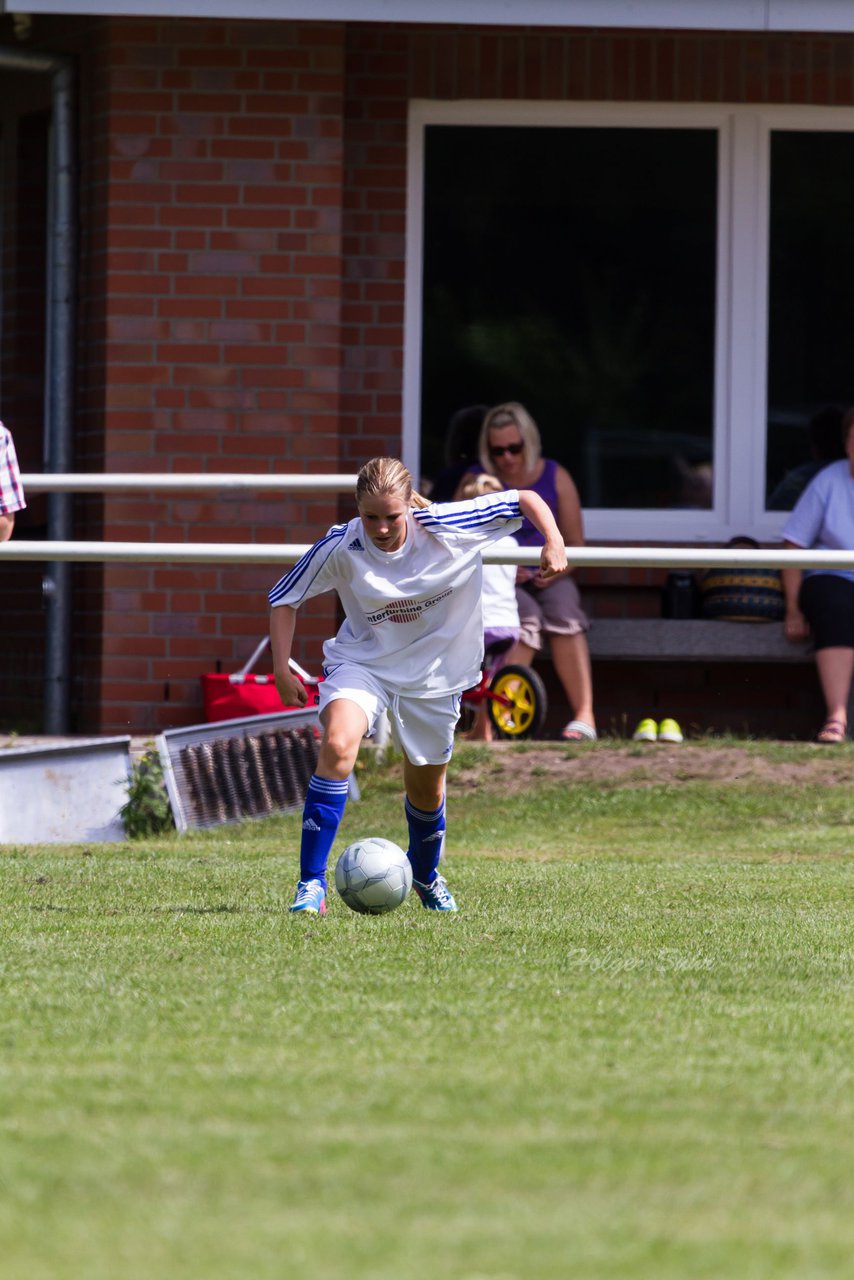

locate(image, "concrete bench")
[[533, 618, 842, 738], [586, 618, 812, 663]]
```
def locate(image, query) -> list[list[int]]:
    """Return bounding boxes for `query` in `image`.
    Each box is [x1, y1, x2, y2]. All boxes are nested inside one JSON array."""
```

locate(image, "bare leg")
[[814, 647, 854, 738], [316, 697, 368, 778], [506, 632, 594, 731], [402, 757, 448, 811], [464, 704, 494, 741], [505, 637, 536, 667], [549, 631, 595, 729]]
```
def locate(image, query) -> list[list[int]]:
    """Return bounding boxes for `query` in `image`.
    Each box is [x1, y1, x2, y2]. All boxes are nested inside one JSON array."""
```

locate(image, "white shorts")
[[319, 663, 461, 767]]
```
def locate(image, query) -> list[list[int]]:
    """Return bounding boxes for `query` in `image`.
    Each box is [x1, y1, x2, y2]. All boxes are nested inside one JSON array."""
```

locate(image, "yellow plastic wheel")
[[487, 664, 548, 739]]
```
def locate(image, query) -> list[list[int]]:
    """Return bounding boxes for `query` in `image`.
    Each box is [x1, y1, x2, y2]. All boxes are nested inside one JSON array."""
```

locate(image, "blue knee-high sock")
[[405, 796, 446, 885], [300, 775, 349, 882]]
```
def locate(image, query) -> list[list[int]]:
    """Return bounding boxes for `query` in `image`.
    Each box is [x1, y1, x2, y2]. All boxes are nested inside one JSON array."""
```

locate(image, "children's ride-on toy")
[[458, 642, 548, 739]]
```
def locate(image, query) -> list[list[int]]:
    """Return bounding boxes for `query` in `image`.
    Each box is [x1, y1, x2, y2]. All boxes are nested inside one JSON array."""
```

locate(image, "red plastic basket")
[[200, 640, 318, 723], [201, 671, 290, 722]]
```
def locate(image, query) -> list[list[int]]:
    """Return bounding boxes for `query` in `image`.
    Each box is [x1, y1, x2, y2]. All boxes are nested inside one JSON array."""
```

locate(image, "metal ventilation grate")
[[157, 709, 329, 832]]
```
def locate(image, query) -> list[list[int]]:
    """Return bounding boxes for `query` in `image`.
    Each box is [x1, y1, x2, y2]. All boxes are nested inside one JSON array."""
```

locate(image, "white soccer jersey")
[[269, 491, 523, 696]]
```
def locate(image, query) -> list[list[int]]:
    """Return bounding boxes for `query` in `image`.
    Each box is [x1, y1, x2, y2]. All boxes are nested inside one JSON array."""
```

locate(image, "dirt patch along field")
[[446, 738, 854, 793]]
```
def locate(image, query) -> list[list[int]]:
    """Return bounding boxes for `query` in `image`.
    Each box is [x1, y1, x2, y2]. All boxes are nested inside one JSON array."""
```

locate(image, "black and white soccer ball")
[[334, 837, 412, 915]]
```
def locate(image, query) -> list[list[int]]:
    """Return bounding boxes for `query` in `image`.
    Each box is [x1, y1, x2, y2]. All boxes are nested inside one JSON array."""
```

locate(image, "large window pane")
[[420, 125, 718, 510], [766, 131, 854, 510]]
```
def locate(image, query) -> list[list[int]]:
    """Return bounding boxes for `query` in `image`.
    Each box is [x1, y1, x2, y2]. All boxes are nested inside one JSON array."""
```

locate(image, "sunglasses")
[[489, 442, 524, 458]]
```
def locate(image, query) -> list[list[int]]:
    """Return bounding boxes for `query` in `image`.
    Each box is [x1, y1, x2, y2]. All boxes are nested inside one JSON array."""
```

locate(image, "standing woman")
[[269, 456, 567, 914], [0, 421, 26, 541], [459, 402, 596, 742], [781, 407, 854, 742]]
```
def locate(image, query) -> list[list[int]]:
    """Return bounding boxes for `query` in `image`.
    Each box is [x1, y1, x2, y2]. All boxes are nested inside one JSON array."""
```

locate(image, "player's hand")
[[537, 537, 568, 581], [275, 671, 309, 707]]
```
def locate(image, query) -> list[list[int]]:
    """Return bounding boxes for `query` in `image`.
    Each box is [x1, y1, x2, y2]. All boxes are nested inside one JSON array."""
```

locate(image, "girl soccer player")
[[268, 456, 567, 915]]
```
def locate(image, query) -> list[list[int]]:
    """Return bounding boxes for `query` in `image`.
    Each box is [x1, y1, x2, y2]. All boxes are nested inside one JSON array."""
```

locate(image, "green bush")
[[120, 749, 175, 838]]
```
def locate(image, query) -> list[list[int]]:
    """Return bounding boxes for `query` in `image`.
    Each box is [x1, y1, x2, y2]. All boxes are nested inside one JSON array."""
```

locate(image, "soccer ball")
[[334, 837, 413, 915]]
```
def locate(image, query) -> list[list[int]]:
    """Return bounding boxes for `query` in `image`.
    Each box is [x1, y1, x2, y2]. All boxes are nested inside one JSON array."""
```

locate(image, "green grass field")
[[1, 743, 852, 1279]]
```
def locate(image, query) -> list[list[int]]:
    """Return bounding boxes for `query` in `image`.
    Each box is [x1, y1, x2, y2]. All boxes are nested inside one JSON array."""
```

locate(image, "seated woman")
[[781, 406, 854, 742], [456, 401, 596, 742]]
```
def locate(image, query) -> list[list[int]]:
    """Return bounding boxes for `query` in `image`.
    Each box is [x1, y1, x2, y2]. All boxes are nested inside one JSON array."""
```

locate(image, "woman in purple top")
[[457, 401, 596, 741]]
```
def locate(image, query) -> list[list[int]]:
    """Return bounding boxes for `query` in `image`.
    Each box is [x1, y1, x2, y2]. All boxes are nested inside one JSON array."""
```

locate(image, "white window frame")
[[403, 99, 854, 543]]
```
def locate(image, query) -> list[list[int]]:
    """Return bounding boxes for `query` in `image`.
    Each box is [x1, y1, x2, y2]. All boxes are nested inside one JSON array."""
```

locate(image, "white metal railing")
[[20, 472, 358, 493], [2, 541, 854, 570], [6, 472, 854, 569]]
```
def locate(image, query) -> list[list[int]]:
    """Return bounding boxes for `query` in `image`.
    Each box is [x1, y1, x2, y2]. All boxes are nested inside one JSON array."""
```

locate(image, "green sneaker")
[[632, 717, 658, 742], [658, 718, 684, 744]]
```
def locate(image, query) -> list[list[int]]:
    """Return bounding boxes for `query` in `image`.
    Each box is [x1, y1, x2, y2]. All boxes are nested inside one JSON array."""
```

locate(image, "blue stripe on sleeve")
[[414, 495, 522, 531], [268, 524, 347, 605]]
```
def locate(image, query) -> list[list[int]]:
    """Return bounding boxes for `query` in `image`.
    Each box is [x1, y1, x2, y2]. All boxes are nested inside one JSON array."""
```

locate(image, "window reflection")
[[421, 125, 717, 510], [766, 131, 854, 509]]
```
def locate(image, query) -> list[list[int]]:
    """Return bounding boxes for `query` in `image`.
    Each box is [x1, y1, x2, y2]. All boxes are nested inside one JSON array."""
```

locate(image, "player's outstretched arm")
[[517, 489, 569, 579], [270, 604, 309, 707]]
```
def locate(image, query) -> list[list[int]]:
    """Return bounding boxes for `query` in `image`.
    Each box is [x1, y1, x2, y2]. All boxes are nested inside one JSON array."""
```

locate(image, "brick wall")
[[339, 26, 408, 468], [0, 102, 50, 730], [5, 19, 852, 735], [77, 18, 352, 732], [406, 26, 854, 104]]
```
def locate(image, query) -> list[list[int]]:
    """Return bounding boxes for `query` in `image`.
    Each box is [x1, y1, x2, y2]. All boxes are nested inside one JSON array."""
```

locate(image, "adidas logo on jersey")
[[348, 537, 364, 551]]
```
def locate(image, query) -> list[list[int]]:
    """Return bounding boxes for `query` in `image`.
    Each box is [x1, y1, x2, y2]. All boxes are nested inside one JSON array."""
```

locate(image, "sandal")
[[816, 718, 847, 744], [561, 719, 597, 742]]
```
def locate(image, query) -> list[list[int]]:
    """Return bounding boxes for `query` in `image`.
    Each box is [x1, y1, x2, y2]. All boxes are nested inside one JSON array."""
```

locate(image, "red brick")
[[159, 298, 222, 319], [159, 205, 225, 228], [154, 390, 186, 408], [211, 138, 277, 158], [174, 274, 238, 296], [226, 208, 300, 230], [173, 231, 208, 250], [108, 204, 159, 226], [228, 115, 296, 136], [210, 229, 277, 251], [156, 342, 222, 363], [240, 275, 306, 298], [106, 228, 174, 250], [176, 92, 242, 114], [178, 47, 243, 69]]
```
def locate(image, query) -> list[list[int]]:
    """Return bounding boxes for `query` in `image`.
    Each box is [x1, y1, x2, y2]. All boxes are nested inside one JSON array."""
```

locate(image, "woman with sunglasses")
[[457, 401, 596, 742]]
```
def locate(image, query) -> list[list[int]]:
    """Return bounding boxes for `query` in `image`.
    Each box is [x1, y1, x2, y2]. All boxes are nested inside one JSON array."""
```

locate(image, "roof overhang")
[[4, 1, 854, 35]]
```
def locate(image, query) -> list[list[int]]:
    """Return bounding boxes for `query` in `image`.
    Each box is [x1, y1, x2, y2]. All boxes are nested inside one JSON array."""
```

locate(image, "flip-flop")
[[562, 719, 597, 742], [816, 718, 847, 743]]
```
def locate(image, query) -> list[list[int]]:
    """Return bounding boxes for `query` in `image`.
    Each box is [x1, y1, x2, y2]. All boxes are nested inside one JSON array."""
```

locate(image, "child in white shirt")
[[459, 474, 522, 740]]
